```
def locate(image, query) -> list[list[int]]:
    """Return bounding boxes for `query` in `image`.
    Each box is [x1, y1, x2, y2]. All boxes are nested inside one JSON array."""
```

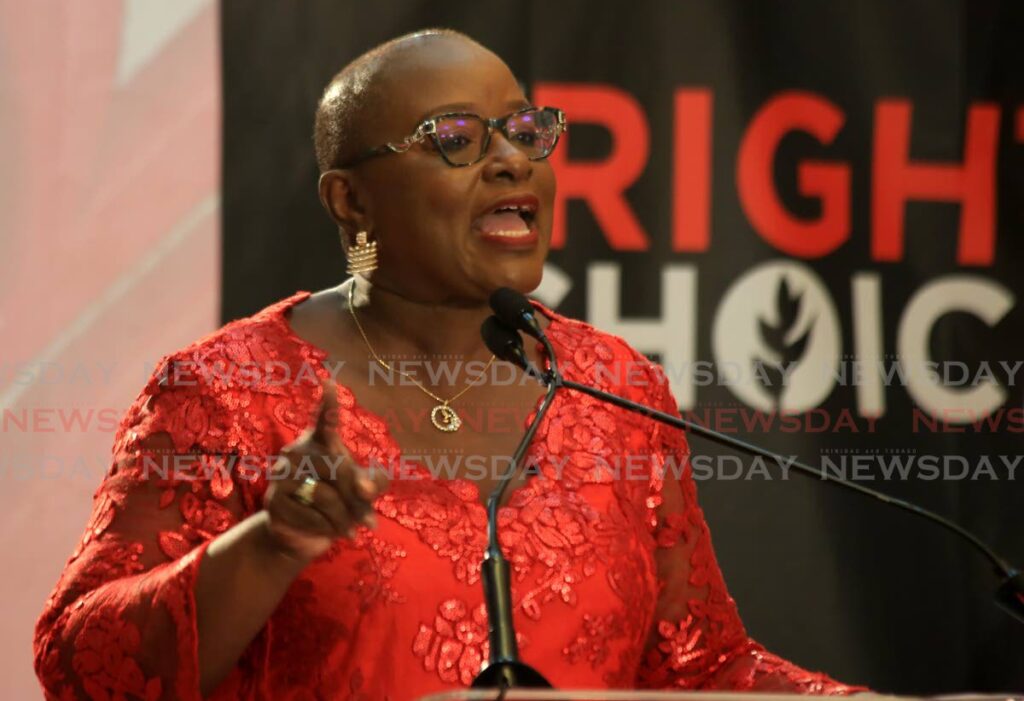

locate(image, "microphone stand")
[[470, 344, 559, 690], [483, 290, 1024, 671]]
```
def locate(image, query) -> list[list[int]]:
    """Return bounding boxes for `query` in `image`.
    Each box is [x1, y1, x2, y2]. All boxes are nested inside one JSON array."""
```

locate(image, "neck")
[[346, 277, 494, 361]]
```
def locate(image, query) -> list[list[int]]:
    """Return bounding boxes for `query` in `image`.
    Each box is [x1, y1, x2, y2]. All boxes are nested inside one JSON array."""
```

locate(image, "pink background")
[[0, 1, 220, 697]]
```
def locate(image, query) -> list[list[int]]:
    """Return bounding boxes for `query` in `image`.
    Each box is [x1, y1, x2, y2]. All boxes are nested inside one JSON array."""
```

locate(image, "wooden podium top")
[[417, 691, 1021, 701]]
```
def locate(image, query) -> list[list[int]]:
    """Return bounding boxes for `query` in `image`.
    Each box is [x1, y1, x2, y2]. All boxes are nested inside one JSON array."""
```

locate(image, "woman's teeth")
[[473, 209, 533, 237]]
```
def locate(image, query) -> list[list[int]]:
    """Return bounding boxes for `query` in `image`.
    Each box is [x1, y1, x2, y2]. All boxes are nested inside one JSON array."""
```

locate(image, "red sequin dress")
[[34, 292, 864, 700]]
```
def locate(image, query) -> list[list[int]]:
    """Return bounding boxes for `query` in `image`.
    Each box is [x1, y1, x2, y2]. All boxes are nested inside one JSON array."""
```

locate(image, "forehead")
[[373, 39, 527, 131]]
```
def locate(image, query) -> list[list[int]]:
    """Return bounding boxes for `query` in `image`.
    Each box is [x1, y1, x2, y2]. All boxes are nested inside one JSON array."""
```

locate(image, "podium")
[[418, 691, 1021, 701]]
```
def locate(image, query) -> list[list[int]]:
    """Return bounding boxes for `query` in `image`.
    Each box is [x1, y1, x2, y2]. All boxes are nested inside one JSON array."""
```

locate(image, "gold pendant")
[[430, 404, 462, 432]]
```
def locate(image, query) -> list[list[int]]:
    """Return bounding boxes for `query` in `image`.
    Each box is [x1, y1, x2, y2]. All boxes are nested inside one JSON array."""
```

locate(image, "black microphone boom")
[[557, 376, 1024, 625], [481, 305, 1024, 627]]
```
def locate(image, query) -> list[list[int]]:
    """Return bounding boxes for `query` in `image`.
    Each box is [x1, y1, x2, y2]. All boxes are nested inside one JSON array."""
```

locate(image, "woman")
[[34, 29, 864, 700]]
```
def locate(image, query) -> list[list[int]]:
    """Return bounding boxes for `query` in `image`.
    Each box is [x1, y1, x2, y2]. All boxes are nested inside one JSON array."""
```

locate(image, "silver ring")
[[292, 476, 319, 506]]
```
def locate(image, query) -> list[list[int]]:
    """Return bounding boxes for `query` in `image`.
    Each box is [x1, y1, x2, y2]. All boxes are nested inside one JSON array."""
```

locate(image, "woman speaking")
[[34, 29, 862, 700]]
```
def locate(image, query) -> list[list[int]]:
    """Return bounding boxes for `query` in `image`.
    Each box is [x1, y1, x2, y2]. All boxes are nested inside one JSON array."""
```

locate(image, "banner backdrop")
[[221, 1, 1024, 693]]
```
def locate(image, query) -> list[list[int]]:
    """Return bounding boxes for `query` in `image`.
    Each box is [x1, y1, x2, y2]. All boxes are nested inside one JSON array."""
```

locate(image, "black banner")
[[221, 1, 1024, 692]]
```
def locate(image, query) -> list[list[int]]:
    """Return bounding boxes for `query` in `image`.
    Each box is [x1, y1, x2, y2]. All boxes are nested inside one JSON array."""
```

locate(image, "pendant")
[[430, 403, 462, 432]]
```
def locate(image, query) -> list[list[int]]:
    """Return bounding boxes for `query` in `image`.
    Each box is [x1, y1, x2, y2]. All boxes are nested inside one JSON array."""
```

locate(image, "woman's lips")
[[472, 210, 538, 248]]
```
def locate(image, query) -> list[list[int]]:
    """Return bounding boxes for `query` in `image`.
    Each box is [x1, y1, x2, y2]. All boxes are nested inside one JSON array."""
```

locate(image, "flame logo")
[[752, 277, 814, 407]]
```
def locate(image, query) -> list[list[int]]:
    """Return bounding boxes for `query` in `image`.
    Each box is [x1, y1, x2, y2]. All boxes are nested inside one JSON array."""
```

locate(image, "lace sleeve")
[[634, 365, 866, 694], [33, 359, 269, 701]]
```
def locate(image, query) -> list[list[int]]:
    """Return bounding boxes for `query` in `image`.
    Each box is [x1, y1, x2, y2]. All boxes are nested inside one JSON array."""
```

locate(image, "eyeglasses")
[[340, 106, 567, 168]]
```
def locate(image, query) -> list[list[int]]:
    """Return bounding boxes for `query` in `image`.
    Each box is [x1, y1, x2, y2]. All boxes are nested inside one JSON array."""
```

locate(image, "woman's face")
[[346, 39, 556, 305]]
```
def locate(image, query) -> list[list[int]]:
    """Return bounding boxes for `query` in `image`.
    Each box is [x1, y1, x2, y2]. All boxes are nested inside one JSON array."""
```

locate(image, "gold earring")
[[345, 231, 378, 275]]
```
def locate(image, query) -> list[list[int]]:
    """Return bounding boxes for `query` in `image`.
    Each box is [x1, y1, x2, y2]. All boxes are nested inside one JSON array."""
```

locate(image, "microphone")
[[489, 287, 546, 340], [481, 301, 1024, 627], [489, 288, 560, 386], [480, 316, 536, 378], [469, 319, 555, 691]]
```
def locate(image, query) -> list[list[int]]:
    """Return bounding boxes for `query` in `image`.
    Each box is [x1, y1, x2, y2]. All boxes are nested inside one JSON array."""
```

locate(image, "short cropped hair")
[[313, 28, 480, 172]]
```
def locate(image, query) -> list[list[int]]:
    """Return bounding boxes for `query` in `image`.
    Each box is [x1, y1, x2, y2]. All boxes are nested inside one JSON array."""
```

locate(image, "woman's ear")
[[318, 170, 372, 234]]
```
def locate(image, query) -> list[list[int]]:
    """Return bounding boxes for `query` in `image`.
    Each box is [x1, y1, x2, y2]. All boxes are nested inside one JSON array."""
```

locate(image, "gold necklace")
[[347, 284, 496, 433]]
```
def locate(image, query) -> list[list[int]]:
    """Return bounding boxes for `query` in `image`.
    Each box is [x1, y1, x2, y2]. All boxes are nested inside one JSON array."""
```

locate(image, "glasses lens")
[[434, 115, 487, 165], [506, 108, 561, 159]]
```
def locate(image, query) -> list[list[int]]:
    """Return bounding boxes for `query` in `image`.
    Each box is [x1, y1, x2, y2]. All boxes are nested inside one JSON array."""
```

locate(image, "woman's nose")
[[481, 131, 533, 182]]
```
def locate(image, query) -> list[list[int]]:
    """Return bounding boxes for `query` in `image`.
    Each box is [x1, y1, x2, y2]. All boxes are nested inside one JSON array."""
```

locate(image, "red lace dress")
[[34, 292, 864, 700]]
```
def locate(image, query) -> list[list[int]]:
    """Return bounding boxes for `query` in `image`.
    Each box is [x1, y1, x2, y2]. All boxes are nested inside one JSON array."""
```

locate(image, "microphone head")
[[480, 316, 529, 370], [489, 287, 541, 338]]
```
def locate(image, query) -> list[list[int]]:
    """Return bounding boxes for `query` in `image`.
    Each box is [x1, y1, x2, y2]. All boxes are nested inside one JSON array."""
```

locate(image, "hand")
[[262, 381, 389, 563]]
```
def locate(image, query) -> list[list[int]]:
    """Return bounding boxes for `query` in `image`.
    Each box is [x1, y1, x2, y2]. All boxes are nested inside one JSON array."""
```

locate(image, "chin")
[[481, 261, 544, 297]]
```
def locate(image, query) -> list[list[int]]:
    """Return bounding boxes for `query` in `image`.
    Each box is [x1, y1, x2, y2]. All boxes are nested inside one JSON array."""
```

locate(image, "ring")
[[292, 476, 319, 506]]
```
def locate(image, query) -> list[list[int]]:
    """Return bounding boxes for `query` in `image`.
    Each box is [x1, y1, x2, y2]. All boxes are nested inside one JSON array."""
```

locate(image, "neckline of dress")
[[266, 290, 565, 514]]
